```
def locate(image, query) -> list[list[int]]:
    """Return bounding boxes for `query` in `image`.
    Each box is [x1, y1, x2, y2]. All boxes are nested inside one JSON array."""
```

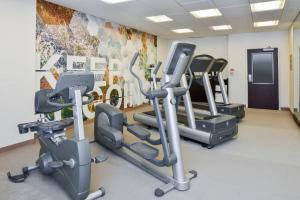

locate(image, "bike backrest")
[[35, 89, 62, 114]]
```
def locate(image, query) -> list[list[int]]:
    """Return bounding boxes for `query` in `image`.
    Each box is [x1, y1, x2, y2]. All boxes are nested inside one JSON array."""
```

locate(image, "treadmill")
[[191, 56, 245, 121], [191, 55, 245, 121], [134, 54, 238, 148]]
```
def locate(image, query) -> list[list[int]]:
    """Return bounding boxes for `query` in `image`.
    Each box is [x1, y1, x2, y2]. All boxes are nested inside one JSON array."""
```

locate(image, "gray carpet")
[[293, 111, 300, 127], [0, 107, 300, 200]]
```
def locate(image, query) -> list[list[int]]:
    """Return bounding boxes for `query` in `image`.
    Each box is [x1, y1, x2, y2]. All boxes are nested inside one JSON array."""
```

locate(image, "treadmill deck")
[[143, 110, 237, 136], [192, 102, 245, 120]]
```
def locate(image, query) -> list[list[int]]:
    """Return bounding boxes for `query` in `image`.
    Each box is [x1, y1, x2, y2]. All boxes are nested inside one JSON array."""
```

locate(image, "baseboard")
[[280, 107, 298, 112], [0, 139, 35, 154], [280, 107, 290, 111], [0, 103, 150, 152]]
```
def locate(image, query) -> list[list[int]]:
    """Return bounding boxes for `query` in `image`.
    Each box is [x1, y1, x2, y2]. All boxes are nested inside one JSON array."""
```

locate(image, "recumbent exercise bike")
[[7, 72, 106, 200]]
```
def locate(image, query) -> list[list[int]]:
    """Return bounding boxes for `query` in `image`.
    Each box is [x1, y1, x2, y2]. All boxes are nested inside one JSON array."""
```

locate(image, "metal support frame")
[[163, 78, 189, 190], [203, 72, 218, 116], [112, 147, 195, 195], [217, 72, 230, 105], [73, 90, 85, 141], [180, 75, 197, 129]]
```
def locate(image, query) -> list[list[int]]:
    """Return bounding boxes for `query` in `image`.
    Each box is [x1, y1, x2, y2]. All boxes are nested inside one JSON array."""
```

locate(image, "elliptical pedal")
[[129, 142, 159, 160], [127, 125, 151, 140]]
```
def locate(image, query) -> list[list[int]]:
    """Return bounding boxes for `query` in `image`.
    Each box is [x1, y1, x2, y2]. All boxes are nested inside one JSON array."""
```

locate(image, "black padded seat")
[[38, 118, 73, 133]]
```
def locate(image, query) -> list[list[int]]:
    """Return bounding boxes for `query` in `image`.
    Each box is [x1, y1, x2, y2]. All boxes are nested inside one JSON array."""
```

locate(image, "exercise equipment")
[[7, 72, 105, 200], [190, 56, 245, 120], [135, 55, 238, 148], [94, 42, 197, 197], [148, 62, 162, 91]]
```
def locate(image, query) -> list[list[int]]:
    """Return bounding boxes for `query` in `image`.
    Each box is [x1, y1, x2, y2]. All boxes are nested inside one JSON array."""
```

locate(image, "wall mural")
[[36, 0, 157, 119]]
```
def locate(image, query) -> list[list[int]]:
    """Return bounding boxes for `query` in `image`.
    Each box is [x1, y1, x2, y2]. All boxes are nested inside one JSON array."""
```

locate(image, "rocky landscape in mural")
[[35, 0, 157, 118]]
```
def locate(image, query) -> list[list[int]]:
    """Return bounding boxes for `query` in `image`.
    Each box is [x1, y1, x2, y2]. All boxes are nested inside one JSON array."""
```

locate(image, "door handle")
[[248, 74, 252, 82]]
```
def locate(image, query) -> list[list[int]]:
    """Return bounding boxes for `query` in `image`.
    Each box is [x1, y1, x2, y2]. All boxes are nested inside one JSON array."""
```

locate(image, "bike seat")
[[38, 118, 73, 133]]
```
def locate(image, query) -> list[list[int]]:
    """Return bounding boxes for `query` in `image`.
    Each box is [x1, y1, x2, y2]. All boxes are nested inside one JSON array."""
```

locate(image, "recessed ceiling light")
[[100, 0, 134, 4], [211, 25, 232, 30], [253, 20, 279, 27], [190, 8, 222, 18], [251, 0, 285, 12], [172, 28, 194, 34], [146, 15, 173, 23]]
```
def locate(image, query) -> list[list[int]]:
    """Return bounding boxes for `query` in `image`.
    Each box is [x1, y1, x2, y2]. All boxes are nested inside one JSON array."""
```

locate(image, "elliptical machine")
[[7, 72, 105, 200], [94, 42, 197, 197]]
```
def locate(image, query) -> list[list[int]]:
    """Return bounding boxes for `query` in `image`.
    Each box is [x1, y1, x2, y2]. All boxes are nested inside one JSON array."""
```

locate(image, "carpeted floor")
[[0, 107, 299, 200], [293, 111, 300, 127]]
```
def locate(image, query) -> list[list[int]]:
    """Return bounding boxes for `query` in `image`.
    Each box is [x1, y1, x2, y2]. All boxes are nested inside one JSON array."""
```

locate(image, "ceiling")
[[47, 0, 300, 39]]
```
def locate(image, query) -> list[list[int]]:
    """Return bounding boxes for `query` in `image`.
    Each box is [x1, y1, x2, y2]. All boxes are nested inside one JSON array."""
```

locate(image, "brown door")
[[247, 48, 279, 110]]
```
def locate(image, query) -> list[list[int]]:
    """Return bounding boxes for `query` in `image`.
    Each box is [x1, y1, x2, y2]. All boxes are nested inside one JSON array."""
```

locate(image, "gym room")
[[0, 0, 299, 199]]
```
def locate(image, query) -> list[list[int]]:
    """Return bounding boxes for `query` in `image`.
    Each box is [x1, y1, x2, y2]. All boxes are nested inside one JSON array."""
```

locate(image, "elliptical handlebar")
[[129, 53, 176, 166], [129, 52, 148, 98], [130, 52, 139, 66], [129, 53, 168, 99], [185, 67, 194, 91], [153, 61, 162, 75]]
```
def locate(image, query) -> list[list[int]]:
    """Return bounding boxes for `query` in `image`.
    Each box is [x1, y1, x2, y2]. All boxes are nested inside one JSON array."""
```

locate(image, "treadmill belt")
[[143, 110, 213, 126]]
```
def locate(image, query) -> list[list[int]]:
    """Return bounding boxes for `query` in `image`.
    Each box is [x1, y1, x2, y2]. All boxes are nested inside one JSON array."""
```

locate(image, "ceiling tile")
[[175, 0, 213, 5], [114, 1, 161, 17], [232, 27, 252, 32], [254, 26, 279, 33], [157, 21, 184, 29], [252, 10, 283, 21], [179, 0, 215, 11], [167, 12, 201, 24], [213, 0, 249, 7], [227, 18, 252, 27], [280, 8, 299, 23], [141, 0, 185, 14], [219, 5, 251, 19], [278, 22, 292, 29], [285, 0, 300, 9], [47, 0, 295, 39], [249, 0, 277, 3], [198, 17, 228, 26]]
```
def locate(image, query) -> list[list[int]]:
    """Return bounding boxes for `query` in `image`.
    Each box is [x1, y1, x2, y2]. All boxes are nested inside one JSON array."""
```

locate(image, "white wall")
[[157, 37, 169, 63], [293, 29, 300, 110], [228, 31, 289, 107], [181, 36, 228, 77], [156, 37, 170, 77], [181, 36, 229, 101], [168, 31, 290, 108], [0, 0, 36, 148], [181, 36, 228, 59]]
